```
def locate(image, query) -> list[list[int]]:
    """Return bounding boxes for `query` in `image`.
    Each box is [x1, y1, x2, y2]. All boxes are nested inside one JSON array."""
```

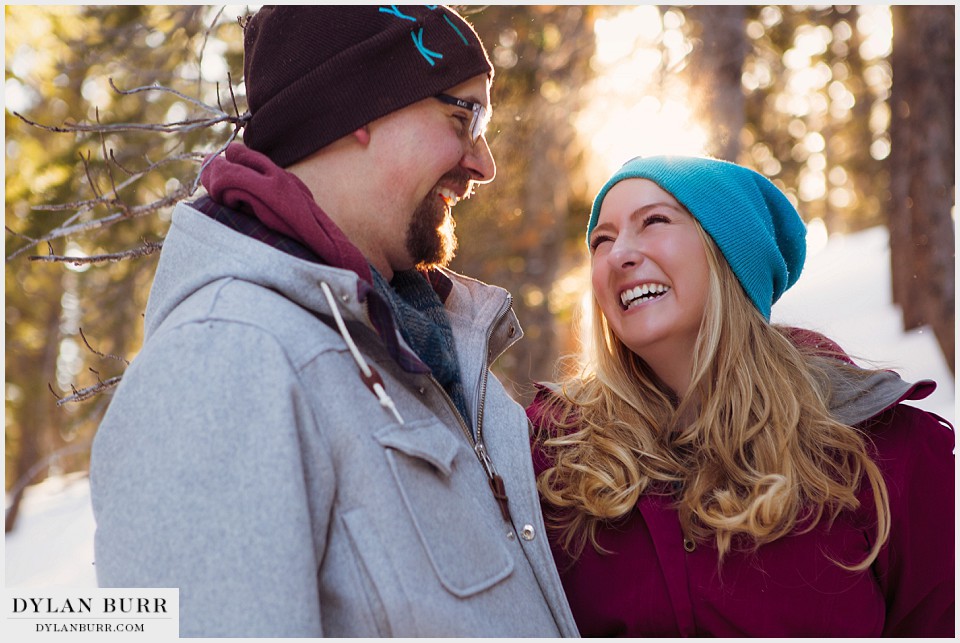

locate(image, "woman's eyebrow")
[[627, 201, 684, 221]]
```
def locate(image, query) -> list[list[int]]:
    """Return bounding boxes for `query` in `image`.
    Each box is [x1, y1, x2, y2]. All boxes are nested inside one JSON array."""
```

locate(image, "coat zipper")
[[427, 296, 514, 523], [360, 289, 515, 523], [474, 297, 514, 522], [427, 373, 512, 524]]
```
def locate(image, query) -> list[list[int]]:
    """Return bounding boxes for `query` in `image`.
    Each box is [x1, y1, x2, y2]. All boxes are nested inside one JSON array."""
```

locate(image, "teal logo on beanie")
[[587, 156, 807, 319], [380, 5, 476, 66]]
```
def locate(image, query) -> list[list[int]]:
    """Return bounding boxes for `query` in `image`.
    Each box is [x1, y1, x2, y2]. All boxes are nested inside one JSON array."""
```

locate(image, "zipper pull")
[[488, 474, 511, 522], [476, 442, 511, 522]]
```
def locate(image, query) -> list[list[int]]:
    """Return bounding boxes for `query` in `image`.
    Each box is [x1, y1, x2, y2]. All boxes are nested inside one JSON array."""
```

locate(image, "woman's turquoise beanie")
[[587, 155, 807, 319]]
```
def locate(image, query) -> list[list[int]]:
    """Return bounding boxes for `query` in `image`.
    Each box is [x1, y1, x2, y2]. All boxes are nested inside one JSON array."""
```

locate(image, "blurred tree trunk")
[[888, 5, 955, 373], [682, 5, 748, 161], [6, 302, 62, 532], [454, 6, 597, 404]]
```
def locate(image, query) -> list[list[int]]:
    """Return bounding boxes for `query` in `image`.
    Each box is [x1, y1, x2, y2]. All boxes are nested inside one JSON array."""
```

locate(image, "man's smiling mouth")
[[435, 186, 463, 207]]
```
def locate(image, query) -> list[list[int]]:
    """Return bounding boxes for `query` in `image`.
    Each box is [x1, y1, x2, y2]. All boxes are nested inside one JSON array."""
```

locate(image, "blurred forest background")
[[5, 5, 955, 531]]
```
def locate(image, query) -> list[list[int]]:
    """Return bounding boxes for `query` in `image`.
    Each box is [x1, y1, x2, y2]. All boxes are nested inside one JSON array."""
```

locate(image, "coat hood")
[[785, 326, 937, 426], [818, 359, 936, 427], [145, 202, 370, 341], [144, 202, 520, 375]]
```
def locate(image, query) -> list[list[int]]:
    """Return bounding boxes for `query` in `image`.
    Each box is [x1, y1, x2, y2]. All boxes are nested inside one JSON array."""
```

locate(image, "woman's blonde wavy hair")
[[536, 223, 890, 571]]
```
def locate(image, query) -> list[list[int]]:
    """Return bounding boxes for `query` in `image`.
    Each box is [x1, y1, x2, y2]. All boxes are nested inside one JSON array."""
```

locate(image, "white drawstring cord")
[[320, 282, 404, 425]]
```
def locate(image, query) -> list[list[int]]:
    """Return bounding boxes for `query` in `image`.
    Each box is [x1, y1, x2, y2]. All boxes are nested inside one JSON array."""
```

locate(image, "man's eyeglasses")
[[435, 94, 489, 144]]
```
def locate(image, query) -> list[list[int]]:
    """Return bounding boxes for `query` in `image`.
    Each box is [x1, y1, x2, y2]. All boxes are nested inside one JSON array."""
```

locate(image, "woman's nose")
[[607, 237, 643, 271]]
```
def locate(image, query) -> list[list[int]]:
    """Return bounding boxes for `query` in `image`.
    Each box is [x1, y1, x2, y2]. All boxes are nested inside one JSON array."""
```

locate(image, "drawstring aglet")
[[373, 382, 404, 425], [360, 366, 405, 425]]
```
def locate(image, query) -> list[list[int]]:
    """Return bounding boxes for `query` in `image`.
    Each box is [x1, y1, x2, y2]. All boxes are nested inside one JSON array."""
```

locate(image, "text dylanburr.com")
[[4, 589, 178, 640]]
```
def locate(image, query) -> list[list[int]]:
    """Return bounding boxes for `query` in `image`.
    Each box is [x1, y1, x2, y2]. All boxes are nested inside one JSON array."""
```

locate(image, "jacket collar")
[[152, 203, 520, 371], [819, 360, 936, 427]]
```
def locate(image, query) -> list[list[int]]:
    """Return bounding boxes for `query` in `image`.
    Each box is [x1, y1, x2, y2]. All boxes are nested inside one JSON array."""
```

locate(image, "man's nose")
[[461, 134, 496, 183]]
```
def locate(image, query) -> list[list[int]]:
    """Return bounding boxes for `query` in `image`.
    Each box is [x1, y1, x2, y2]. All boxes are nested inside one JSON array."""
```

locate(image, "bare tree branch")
[[5, 439, 94, 529], [55, 376, 122, 406], [5, 226, 39, 247], [108, 77, 225, 115], [78, 327, 131, 364], [28, 240, 163, 266], [43, 328, 131, 410], [79, 149, 103, 201], [6, 185, 191, 261], [191, 123, 241, 193], [9, 65, 247, 263], [14, 108, 239, 135], [197, 5, 228, 97], [97, 113, 121, 198], [226, 71, 243, 119], [27, 153, 202, 215]]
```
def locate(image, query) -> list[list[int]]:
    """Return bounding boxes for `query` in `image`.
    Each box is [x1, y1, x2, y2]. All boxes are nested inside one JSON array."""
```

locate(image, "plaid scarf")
[[371, 267, 471, 429]]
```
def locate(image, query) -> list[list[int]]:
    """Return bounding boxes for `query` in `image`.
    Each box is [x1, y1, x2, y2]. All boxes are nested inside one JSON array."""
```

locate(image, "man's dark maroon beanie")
[[241, 5, 493, 168]]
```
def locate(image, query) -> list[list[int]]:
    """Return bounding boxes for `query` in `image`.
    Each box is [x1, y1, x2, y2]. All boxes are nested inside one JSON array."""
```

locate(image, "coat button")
[[520, 524, 535, 541]]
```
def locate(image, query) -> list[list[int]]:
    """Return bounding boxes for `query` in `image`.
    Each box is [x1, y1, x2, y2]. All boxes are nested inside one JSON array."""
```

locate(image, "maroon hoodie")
[[200, 143, 372, 283], [528, 341, 954, 637]]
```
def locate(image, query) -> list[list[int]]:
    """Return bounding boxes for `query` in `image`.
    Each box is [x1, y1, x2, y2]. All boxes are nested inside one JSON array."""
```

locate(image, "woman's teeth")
[[620, 283, 670, 308]]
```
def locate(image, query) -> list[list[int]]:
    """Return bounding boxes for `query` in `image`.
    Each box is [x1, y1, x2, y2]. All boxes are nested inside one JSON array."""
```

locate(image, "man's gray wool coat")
[[90, 202, 580, 638]]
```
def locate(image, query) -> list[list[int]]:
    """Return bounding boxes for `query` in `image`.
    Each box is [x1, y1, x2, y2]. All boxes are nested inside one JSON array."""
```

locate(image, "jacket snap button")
[[683, 538, 696, 553], [521, 524, 535, 541], [340, 293, 350, 303]]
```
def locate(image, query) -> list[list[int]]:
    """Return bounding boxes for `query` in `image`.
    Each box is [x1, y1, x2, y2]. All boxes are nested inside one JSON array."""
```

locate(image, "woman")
[[529, 155, 954, 637]]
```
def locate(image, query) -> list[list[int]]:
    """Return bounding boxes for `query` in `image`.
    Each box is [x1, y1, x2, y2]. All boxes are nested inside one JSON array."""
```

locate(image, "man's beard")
[[405, 196, 458, 270], [405, 171, 472, 270]]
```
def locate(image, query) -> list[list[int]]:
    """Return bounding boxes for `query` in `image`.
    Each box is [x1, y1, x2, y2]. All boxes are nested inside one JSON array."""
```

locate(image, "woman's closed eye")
[[642, 213, 671, 227], [591, 210, 676, 252], [589, 234, 614, 252]]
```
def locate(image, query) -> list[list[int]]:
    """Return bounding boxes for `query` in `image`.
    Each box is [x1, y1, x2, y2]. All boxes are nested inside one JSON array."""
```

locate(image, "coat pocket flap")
[[375, 422, 459, 476]]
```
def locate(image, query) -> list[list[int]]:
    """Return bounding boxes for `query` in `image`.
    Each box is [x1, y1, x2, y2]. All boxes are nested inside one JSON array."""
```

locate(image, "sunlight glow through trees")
[[577, 4, 894, 226], [577, 6, 708, 189]]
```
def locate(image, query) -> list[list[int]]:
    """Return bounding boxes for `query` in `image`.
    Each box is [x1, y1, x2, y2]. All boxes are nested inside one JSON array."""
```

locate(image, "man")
[[89, 6, 579, 638]]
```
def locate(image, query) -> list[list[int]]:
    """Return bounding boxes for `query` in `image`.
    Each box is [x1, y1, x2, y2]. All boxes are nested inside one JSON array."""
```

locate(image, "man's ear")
[[352, 126, 371, 146]]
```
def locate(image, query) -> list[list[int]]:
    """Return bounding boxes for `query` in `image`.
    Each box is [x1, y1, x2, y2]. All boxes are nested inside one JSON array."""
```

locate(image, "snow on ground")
[[4, 225, 955, 589], [5, 471, 96, 588], [772, 224, 954, 423]]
